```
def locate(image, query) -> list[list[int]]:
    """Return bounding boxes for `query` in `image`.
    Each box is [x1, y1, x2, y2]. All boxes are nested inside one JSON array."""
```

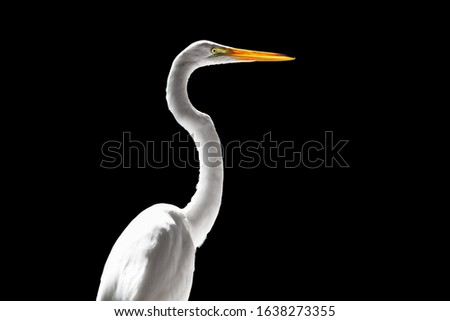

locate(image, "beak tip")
[[280, 56, 295, 62]]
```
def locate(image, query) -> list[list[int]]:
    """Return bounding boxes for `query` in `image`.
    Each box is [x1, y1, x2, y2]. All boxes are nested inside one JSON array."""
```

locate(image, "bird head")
[[175, 40, 295, 69]]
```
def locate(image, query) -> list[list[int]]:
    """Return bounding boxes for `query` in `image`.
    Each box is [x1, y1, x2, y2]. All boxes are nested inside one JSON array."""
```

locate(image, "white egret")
[[96, 40, 294, 300]]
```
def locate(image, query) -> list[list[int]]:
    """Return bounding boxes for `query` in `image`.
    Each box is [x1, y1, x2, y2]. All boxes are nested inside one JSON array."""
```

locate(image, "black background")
[[3, 4, 448, 300]]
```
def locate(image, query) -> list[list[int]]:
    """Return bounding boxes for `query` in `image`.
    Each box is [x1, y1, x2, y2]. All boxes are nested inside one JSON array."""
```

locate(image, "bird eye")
[[211, 47, 218, 54]]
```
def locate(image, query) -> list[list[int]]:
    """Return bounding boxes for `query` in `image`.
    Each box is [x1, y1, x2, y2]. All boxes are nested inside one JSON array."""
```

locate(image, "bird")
[[96, 40, 294, 300]]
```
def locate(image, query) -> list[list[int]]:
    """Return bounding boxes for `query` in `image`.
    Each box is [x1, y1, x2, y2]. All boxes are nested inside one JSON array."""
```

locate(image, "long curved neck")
[[166, 58, 223, 248]]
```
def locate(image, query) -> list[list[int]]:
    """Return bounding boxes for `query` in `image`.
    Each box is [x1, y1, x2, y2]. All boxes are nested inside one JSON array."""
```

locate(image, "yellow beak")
[[226, 47, 295, 62]]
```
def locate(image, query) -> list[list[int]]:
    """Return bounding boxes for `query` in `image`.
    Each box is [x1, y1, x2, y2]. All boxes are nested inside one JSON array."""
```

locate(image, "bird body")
[[97, 40, 293, 300], [96, 204, 194, 300]]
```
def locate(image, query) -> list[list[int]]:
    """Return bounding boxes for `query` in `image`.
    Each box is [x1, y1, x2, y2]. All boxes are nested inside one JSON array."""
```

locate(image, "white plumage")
[[97, 40, 294, 300], [97, 204, 194, 300]]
